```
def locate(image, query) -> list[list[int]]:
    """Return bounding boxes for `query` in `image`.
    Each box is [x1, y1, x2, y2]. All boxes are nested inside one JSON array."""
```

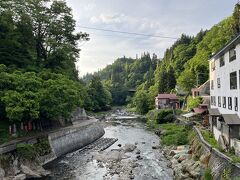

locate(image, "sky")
[[65, 0, 237, 76]]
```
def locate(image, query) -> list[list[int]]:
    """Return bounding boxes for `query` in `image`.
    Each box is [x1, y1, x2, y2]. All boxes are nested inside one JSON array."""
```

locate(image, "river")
[[45, 116, 174, 180]]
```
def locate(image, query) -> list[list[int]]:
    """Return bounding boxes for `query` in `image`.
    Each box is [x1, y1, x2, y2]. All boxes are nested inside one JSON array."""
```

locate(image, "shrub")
[[187, 96, 202, 110], [160, 123, 189, 145], [204, 168, 213, 180], [34, 138, 51, 156], [16, 138, 51, 160], [16, 143, 37, 160], [156, 109, 175, 124]]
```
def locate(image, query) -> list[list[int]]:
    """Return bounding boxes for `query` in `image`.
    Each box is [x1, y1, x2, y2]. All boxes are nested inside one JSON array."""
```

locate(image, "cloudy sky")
[[65, 0, 237, 76]]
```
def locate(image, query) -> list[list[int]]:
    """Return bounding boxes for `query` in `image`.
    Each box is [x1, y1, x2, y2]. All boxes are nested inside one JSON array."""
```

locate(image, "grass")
[[201, 130, 223, 150], [204, 168, 213, 180], [16, 138, 51, 160], [160, 123, 190, 146]]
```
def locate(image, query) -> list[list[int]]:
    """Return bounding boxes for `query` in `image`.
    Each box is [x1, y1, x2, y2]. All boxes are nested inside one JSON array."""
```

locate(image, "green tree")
[[1, 0, 89, 79], [132, 89, 150, 114], [40, 74, 84, 119], [87, 76, 112, 111], [1, 71, 42, 122]]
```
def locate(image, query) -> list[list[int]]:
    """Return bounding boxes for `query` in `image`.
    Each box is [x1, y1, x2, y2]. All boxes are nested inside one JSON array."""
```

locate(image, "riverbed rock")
[[37, 166, 51, 177], [169, 150, 176, 157], [152, 145, 160, 149], [177, 154, 191, 163], [95, 150, 125, 162], [0, 167, 5, 179], [136, 149, 141, 154], [122, 144, 136, 153], [13, 158, 20, 175], [20, 165, 41, 178], [136, 155, 143, 160], [13, 174, 26, 180]]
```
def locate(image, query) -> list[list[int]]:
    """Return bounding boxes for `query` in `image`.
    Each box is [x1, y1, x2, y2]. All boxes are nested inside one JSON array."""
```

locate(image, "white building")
[[209, 35, 240, 155]]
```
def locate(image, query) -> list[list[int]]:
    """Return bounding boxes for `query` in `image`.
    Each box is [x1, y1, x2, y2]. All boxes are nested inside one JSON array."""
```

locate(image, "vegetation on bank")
[[160, 123, 190, 146], [187, 96, 202, 110], [0, 0, 112, 141], [16, 138, 51, 160]]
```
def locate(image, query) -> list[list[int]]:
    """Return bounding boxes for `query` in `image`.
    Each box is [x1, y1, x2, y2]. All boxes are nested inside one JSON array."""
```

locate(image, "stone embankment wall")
[[48, 121, 105, 157], [193, 126, 240, 179]]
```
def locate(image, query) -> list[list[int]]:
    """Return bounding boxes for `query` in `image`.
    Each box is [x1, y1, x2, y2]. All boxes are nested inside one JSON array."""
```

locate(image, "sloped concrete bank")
[[193, 126, 240, 179], [0, 120, 105, 179], [48, 121, 105, 157]]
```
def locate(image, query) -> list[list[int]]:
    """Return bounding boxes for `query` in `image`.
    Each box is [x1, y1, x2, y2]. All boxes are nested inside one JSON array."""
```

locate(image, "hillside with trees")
[[86, 3, 240, 114], [84, 53, 159, 106]]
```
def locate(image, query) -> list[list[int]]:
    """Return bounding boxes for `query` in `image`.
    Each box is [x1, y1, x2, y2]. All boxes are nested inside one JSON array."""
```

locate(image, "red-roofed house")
[[155, 94, 180, 109]]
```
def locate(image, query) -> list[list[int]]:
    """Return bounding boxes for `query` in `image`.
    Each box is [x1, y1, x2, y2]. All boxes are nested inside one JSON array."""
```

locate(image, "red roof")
[[156, 94, 178, 100], [193, 107, 207, 114]]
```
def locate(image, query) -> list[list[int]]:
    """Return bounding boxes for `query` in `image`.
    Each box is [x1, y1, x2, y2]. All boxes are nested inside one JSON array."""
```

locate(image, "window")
[[228, 97, 232, 110], [223, 97, 226, 108], [229, 47, 236, 62], [217, 78, 221, 88], [235, 97, 238, 111], [211, 80, 214, 90], [218, 96, 221, 107], [211, 61, 215, 71], [230, 71, 237, 89], [211, 96, 216, 106], [220, 56, 225, 67]]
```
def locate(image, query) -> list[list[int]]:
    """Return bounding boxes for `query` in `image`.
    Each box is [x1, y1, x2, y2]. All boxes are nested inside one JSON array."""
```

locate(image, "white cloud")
[[90, 13, 125, 24]]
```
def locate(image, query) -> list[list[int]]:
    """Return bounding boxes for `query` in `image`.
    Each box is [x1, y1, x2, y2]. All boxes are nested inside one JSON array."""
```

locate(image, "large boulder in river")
[[122, 144, 136, 153]]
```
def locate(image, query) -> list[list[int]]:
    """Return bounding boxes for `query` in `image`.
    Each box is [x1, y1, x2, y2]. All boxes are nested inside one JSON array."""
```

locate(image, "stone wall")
[[193, 126, 240, 179], [48, 121, 105, 157]]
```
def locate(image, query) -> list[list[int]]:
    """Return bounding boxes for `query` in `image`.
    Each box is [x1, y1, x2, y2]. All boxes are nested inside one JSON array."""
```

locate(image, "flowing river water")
[[45, 115, 174, 180]]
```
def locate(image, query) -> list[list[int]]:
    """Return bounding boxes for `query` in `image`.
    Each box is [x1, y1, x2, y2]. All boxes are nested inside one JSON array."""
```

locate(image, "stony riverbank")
[[0, 154, 51, 180], [162, 145, 207, 180]]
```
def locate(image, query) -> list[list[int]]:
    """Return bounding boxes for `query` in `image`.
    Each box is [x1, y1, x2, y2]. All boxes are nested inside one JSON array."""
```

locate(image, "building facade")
[[209, 35, 240, 154], [155, 94, 179, 110]]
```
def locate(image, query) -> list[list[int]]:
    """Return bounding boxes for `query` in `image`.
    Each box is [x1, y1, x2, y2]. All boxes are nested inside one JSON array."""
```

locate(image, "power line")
[[76, 25, 178, 40]]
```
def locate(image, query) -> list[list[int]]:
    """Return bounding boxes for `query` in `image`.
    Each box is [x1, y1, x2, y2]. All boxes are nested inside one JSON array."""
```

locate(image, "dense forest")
[[1, 0, 240, 128], [0, 0, 112, 132], [84, 3, 240, 114], [84, 53, 159, 106]]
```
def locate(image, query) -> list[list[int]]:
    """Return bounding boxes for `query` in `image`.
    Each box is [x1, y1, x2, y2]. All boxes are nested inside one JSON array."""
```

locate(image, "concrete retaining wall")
[[48, 121, 105, 157], [193, 126, 240, 179]]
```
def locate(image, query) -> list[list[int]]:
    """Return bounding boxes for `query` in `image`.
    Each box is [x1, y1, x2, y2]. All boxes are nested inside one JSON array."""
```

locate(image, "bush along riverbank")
[[0, 138, 53, 179]]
